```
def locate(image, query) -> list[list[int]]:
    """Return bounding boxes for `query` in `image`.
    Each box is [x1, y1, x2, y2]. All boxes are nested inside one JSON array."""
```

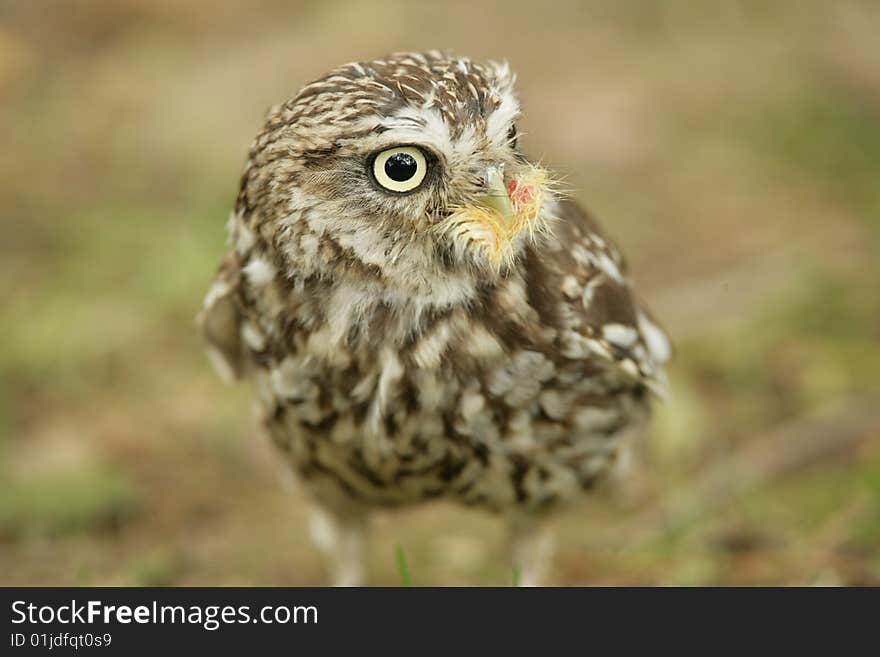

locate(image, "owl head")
[[236, 51, 558, 289]]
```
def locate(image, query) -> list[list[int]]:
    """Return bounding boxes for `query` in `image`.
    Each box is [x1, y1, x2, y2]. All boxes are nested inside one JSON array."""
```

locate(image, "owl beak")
[[439, 162, 550, 268], [477, 165, 515, 225]]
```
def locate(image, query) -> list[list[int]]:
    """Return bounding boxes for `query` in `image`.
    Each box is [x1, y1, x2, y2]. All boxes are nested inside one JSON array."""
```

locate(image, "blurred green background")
[[1, 0, 879, 585]]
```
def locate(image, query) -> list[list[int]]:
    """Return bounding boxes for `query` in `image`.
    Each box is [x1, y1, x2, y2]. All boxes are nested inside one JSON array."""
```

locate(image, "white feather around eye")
[[379, 106, 451, 154], [486, 86, 520, 146]]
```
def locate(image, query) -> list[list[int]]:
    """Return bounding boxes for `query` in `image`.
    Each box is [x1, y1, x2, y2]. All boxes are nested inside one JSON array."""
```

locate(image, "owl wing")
[[535, 198, 672, 397], [197, 250, 248, 383]]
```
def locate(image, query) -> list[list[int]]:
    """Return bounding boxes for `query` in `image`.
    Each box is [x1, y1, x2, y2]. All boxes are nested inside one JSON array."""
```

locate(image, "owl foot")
[[308, 504, 367, 587], [509, 515, 556, 587]]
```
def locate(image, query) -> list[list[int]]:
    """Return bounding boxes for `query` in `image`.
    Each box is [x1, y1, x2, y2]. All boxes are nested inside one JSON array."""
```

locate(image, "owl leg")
[[508, 514, 556, 587], [307, 503, 368, 586]]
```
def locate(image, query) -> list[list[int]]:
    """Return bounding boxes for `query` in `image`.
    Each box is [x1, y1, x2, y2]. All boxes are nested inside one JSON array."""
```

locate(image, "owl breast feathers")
[[199, 51, 670, 514]]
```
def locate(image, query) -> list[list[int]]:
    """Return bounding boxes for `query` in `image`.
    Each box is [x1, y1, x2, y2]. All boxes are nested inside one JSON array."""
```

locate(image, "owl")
[[199, 51, 670, 585]]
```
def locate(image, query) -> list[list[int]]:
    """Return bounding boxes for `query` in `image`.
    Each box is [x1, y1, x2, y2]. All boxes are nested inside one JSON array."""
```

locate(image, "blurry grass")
[[0, 200, 227, 395], [128, 548, 190, 587], [856, 468, 880, 558], [677, 266, 880, 442], [0, 467, 140, 538], [751, 82, 880, 235]]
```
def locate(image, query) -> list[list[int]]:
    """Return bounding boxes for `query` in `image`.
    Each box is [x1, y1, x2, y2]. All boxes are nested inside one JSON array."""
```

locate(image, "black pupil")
[[384, 152, 418, 182]]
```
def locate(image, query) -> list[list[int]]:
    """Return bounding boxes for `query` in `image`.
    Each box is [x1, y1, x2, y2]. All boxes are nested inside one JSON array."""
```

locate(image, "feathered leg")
[[308, 503, 367, 586], [508, 514, 556, 586]]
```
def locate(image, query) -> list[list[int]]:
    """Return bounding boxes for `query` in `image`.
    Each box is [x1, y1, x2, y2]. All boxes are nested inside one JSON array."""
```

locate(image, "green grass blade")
[[395, 544, 412, 587]]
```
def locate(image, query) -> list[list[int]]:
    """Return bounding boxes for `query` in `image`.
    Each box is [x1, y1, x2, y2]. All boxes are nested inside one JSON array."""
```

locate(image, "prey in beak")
[[438, 163, 554, 269]]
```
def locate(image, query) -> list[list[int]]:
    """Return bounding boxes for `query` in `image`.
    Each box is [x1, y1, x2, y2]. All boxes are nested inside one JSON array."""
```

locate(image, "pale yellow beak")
[[476, 165, 515, 226]]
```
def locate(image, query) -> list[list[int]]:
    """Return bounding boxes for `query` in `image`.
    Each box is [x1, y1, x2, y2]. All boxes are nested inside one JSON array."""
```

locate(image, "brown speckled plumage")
[[199, 51, 670, 584]]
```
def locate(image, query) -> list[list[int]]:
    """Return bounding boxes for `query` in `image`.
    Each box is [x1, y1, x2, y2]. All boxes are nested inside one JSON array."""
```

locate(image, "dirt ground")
[[1, 0, 879, 585]]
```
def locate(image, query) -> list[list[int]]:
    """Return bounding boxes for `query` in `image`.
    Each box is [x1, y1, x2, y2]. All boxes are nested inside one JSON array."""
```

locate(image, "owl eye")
[[371, 146, 428, 193]]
